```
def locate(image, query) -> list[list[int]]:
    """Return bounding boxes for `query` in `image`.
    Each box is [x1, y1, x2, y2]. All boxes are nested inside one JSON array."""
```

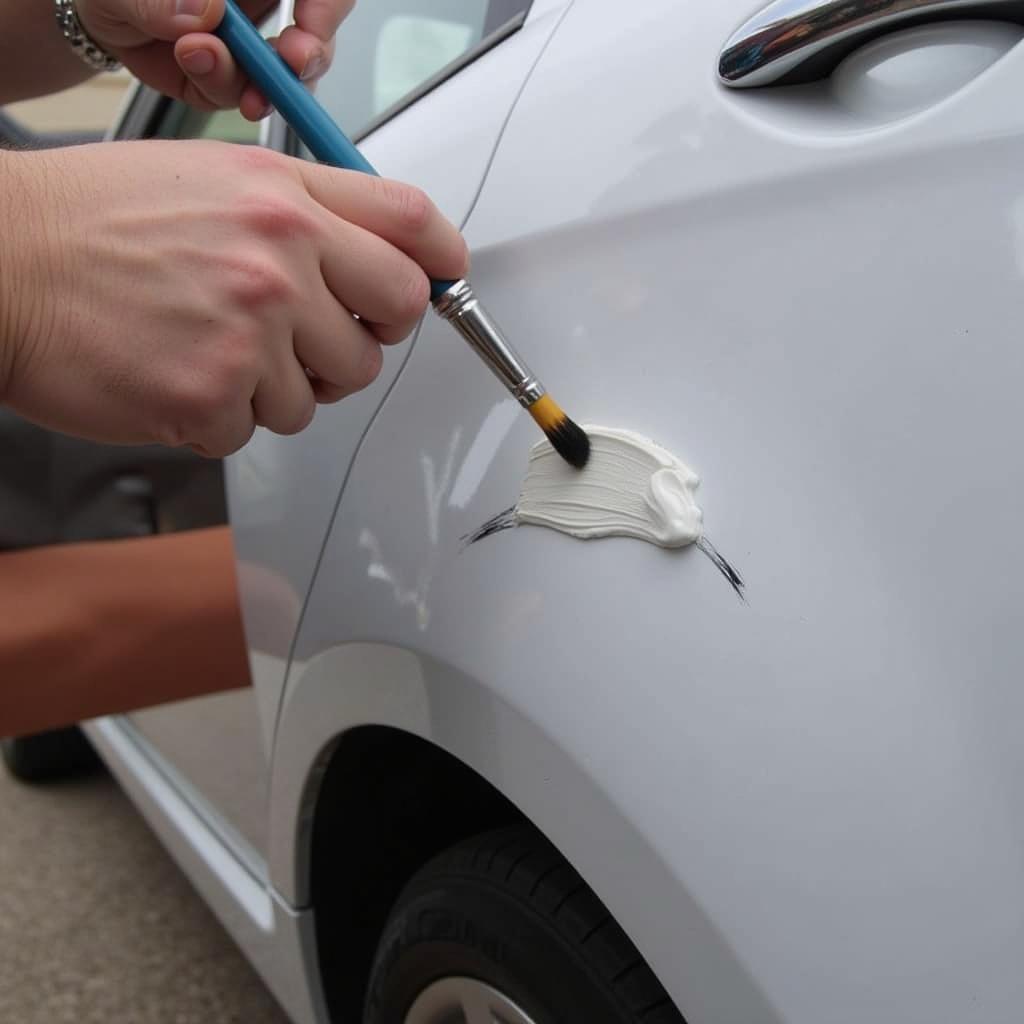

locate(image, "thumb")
[[86, 0, 226, 44], [139, 0, 225, 39]]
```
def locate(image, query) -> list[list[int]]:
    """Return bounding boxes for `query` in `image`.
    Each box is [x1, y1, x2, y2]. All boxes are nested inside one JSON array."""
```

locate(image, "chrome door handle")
[[719, 0, 1024, 87]]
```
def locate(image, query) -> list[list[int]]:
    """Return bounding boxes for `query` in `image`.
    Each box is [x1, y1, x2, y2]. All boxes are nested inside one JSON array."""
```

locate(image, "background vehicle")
[[14, 0, 1024, 1021]]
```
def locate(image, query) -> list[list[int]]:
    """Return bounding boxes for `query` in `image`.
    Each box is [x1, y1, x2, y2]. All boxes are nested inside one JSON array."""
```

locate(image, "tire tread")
[[403, 825, 685, 1023]]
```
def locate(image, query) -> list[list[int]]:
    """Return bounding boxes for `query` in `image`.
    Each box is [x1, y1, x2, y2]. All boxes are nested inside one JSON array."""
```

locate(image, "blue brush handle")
[[215, 0, 455, 301]]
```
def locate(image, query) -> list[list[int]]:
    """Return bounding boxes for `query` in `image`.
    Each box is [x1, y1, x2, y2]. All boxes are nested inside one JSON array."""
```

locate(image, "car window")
[[317, 0, 533, 140], [155, 103, 262, 144], [142, 1, 529, 148], [149, 16, 272, 144]]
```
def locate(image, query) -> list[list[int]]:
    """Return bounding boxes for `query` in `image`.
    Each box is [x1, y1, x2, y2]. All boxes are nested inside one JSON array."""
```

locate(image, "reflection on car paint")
[[359, 428, 464, 631]]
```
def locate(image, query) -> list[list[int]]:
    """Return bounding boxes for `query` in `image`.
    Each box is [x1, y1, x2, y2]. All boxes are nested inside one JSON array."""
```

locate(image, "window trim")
[[484, 0, 530, 35], [313, 5, 532, 149]]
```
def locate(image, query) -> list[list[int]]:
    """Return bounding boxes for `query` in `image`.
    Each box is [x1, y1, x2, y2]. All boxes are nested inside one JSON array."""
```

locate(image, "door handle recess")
[[719, 0, 1024, 87]]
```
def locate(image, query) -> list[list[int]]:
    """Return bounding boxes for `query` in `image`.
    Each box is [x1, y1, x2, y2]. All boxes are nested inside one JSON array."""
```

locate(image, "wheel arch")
[[308, 725, 525, 1019], [266, 642, 782, 1024]]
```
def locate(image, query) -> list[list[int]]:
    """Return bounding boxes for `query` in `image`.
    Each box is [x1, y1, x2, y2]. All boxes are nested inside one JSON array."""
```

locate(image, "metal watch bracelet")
[[55, 0, 122, 72]]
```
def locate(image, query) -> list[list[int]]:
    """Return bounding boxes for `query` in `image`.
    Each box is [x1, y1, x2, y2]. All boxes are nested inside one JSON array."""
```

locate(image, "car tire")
[[0, 727, 101, 783], [364, 825, 684, 1024]]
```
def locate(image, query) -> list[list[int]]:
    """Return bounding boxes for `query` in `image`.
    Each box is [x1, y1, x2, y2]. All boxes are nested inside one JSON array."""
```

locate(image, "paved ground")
[[0, 758, 291, 1024]]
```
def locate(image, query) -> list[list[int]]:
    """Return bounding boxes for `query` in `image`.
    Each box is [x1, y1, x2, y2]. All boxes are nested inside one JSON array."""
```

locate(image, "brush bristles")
[[528, 394, 591, 469]]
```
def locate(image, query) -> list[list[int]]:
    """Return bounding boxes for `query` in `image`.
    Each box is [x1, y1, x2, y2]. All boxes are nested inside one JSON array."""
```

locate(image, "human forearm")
[[0, 0, 96, 103], [0, 526, 252, 738], [0, 149, 58, 407]]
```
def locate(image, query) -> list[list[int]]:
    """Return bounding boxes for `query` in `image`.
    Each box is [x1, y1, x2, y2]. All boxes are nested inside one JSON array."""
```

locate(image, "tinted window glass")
[[155, 1, 530, 148], [317, 0, 510, 138], [172, 106, 262, 144]]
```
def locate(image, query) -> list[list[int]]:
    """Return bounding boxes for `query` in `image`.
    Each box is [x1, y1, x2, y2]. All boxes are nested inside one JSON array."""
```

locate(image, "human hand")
[[75, 0, 346, 120], [0, 140, 468, 456]]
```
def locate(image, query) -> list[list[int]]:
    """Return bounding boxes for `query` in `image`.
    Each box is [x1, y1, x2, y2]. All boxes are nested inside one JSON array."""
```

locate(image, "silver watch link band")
[[54, 0, 122, 73]]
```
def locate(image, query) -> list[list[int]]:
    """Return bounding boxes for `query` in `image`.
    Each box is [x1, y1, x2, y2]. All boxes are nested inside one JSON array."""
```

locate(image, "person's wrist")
[[55, 0, 123, 72], [0, 150, 62, 406]]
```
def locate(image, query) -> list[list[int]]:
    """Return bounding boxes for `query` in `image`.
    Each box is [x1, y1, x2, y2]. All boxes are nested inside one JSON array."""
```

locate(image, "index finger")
[[226, 0, 349, 43], [297, 165, 470, 284], [234, 0, 278, 29], [293, 0, 355, 42]]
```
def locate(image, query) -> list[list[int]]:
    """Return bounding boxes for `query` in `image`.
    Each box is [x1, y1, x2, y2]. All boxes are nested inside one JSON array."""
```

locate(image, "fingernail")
[[300, 53, 326, 81], [180, 49, 215, 75], [176, 0, 209, 18]]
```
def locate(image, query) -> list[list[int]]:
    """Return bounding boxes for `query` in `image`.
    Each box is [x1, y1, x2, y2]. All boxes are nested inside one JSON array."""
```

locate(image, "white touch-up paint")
[[516, 426, 703, 548], [466, 426, 742, 595]]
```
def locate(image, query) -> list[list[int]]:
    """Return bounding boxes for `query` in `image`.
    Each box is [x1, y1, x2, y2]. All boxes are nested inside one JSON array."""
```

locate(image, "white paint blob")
[[516, 426, 703, 548]]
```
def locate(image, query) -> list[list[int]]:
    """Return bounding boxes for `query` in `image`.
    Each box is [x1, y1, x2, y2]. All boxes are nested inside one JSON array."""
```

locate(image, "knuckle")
[[353, 342, 383, 391], [225, 255, 297, 307], [186, 374, 237, 425], [237, 193, 318, 243], [276, 396, 316, 436], [314, 381, 348, 403], [374, 322, 412, 346], [191, 422, 253, 458], [233, 144, 287, 176], [220, 419, 256, 457], [155, 338, 259, 451], [156, 380, 229, 449], [198, 336, 259, 409], [380, 179, 432, 234], [154, 417, 189, 449], [396, 270, 430, 321]]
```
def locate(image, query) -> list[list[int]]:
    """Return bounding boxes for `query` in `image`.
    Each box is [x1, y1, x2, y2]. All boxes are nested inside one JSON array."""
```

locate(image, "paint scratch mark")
[[465, 512, 747, 601], [462, 506, 518, 547], [697, 535, 745, 602]]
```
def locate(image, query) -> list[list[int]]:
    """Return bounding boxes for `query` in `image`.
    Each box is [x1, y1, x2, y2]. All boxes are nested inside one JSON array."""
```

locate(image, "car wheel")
[[364, 825, 684, 1024], [0, 727, 101, 783]]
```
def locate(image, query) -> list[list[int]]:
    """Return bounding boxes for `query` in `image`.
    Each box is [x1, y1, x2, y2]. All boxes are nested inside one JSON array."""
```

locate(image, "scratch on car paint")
[[462, 426, 745, 599]]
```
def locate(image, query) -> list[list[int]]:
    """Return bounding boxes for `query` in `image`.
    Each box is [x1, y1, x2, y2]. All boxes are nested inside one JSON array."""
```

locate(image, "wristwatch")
[[54, 0, 122, 72]]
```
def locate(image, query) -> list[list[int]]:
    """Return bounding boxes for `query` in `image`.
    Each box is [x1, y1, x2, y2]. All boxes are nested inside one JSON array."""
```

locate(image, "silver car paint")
[[227, 0, 575, 753], [117, 0, 575, 864], [82, 717, 329, 1023], [94, 1, 1024, 1022], [276, 2, 1024, 1021]]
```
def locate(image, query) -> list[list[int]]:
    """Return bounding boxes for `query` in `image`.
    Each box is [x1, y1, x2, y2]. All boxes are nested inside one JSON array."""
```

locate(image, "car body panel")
[[87, 1, 1024, 1022], [82, 716, 327, 1024], [129, 690, 270, 855], [270, 643, 783, 1023], [226, 0, 575, 758], [282, 1, 1024, 1021], [116, 0, 573, 867]]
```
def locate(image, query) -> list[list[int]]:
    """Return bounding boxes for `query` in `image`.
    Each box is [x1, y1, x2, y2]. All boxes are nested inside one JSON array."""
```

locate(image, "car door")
[[122, 0, 573, 864], [279, 2, 1024, 1021]]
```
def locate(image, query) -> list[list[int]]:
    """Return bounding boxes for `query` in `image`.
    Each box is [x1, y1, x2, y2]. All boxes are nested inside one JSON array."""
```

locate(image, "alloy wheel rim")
[[403, 976, 539, 1024]]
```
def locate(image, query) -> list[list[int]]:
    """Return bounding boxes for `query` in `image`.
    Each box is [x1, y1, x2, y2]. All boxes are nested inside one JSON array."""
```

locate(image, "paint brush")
[[214, 0, 591, 469]]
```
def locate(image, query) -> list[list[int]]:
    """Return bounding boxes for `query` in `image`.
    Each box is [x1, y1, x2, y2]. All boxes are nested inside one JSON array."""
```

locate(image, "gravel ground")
[[0, 757, 292, 1024]]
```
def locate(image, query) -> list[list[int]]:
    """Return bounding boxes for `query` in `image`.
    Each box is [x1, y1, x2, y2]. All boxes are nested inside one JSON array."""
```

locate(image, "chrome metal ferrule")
[[432, 280, 545, 407]]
